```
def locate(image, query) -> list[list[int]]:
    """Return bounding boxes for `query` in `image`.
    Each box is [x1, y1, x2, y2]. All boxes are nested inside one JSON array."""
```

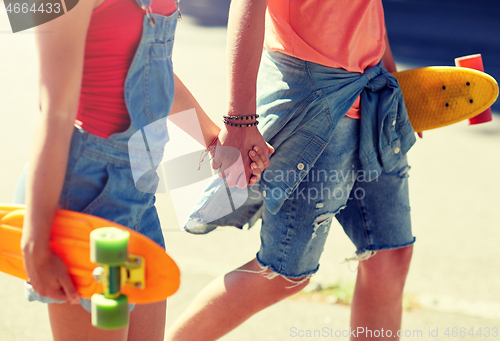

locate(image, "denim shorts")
[[256, 115, 415, 279]]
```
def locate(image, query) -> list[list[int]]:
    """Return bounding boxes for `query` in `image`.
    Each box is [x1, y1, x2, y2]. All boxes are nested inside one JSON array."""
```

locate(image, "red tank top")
[[76, 0, 177, 138]]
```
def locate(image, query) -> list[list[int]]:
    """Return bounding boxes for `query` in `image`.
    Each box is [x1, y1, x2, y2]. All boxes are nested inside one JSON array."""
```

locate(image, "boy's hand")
[[213, 126, 272, 188]]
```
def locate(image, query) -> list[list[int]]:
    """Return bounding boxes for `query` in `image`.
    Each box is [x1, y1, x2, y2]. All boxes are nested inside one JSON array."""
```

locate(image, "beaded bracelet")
[[223, 118, 259, 127], [223, 114, 259, 121]]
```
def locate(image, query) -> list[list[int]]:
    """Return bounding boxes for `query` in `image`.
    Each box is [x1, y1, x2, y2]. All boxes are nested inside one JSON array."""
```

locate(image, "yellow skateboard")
[[393, 66, 498, 133]]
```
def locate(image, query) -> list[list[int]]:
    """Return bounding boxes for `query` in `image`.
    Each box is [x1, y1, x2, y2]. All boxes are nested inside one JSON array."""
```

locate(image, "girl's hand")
[[247, 144, 274, 186], [22, 242, 80, 304]]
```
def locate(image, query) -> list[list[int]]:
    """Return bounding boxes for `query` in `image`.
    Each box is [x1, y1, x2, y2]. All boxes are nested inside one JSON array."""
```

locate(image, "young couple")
[[18, 0, 416, 340]]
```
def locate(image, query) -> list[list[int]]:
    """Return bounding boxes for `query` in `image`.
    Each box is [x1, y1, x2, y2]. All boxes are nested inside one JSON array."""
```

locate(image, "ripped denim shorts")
[[256, 115, 415, 279]]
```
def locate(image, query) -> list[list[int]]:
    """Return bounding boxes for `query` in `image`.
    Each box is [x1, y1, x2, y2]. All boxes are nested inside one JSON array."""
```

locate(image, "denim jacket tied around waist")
[[183, 54, 416, 233]]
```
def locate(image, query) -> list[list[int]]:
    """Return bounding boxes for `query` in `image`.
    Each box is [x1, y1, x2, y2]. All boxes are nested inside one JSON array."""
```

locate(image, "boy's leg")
[[165, 258, 309, 341], [336, 155, 415, 340], [350, 245, 413, 340]]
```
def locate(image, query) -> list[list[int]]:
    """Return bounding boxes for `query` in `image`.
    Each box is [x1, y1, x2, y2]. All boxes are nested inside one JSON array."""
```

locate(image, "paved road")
[[1, 5, 499, 341]]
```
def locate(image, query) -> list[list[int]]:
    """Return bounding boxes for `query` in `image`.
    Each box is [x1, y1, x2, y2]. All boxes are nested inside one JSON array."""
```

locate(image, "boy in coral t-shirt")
[[167, 1, 416, 340]]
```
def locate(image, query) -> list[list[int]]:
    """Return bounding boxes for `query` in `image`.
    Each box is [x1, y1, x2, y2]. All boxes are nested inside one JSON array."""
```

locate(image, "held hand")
[[213, 125, 272, 188], [248, 145, 274, 186], [22, 242, 80, 304]]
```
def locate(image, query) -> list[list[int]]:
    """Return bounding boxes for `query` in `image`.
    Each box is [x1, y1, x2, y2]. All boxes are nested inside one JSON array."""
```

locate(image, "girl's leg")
[[49, 300, 166, 341], [128, 301, 167, 341], [48, 303, 128, 341]]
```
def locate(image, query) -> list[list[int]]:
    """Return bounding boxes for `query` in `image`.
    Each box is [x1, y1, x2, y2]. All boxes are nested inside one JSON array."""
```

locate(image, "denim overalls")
[[16, 0, 180, 312]]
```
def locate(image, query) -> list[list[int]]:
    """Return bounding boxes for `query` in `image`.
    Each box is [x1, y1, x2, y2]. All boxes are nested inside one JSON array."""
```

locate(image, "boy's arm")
[[382, 24, 397, 73], [214, 0, 271, 189]]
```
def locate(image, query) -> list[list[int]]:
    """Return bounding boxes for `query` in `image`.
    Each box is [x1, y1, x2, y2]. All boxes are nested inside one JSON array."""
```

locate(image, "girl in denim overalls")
[[14, 0, 265, 339]]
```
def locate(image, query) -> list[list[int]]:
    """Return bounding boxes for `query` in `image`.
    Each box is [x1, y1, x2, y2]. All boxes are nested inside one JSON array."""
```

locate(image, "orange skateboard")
[[393, 66, 498, 133], [0, 204, 180, 329]]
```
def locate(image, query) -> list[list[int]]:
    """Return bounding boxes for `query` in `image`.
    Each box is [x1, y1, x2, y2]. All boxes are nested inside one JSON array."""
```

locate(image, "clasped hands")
[[211, 125, 274, 188]]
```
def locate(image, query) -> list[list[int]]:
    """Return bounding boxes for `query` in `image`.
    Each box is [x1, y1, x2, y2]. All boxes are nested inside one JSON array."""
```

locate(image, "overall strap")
[[133, 0, 181, 27], [134, 0, 156, 26], [134, 0, 151, 8]]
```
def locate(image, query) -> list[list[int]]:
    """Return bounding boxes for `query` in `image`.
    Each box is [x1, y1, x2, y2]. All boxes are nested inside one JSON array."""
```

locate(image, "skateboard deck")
[[392, 66, 498, 132], [0, 204, 180, 304]]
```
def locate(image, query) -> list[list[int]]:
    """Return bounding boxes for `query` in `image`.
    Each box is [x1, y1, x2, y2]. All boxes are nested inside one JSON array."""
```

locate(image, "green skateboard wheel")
[[91, 294, 129, 330], [90, 227, 130, 266]]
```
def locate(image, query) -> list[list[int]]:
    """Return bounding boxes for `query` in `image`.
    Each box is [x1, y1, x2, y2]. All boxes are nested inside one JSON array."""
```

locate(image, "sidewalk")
[[0, 12, 499, 341]]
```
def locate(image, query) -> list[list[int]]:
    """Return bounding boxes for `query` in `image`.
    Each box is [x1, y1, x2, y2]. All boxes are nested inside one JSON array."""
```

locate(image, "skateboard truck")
[[89, 227, 134, 330], [123, 255, 146, 289], [92, 254, 146, 292]]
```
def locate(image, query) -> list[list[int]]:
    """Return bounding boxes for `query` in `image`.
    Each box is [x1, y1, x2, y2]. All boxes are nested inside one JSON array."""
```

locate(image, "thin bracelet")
[[206, 136, 218, 151], [223, 119, 259, 127], [199, 136, 218, 170], [223, 114, 259, 121]]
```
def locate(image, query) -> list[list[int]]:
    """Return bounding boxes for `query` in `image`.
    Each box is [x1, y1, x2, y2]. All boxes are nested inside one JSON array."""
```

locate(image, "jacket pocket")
[[262, 130, 327, 214]]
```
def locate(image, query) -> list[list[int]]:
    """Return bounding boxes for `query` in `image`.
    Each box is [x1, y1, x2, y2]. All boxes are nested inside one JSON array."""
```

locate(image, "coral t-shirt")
[[264, 0, 386, 118], [76, 0, 177, 138]]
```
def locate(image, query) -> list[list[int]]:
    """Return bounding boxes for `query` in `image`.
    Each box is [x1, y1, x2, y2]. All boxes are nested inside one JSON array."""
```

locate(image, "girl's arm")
[[169, 74, 221, 148], [21, 0, 100, 303], [169, 74, 266, 185]]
